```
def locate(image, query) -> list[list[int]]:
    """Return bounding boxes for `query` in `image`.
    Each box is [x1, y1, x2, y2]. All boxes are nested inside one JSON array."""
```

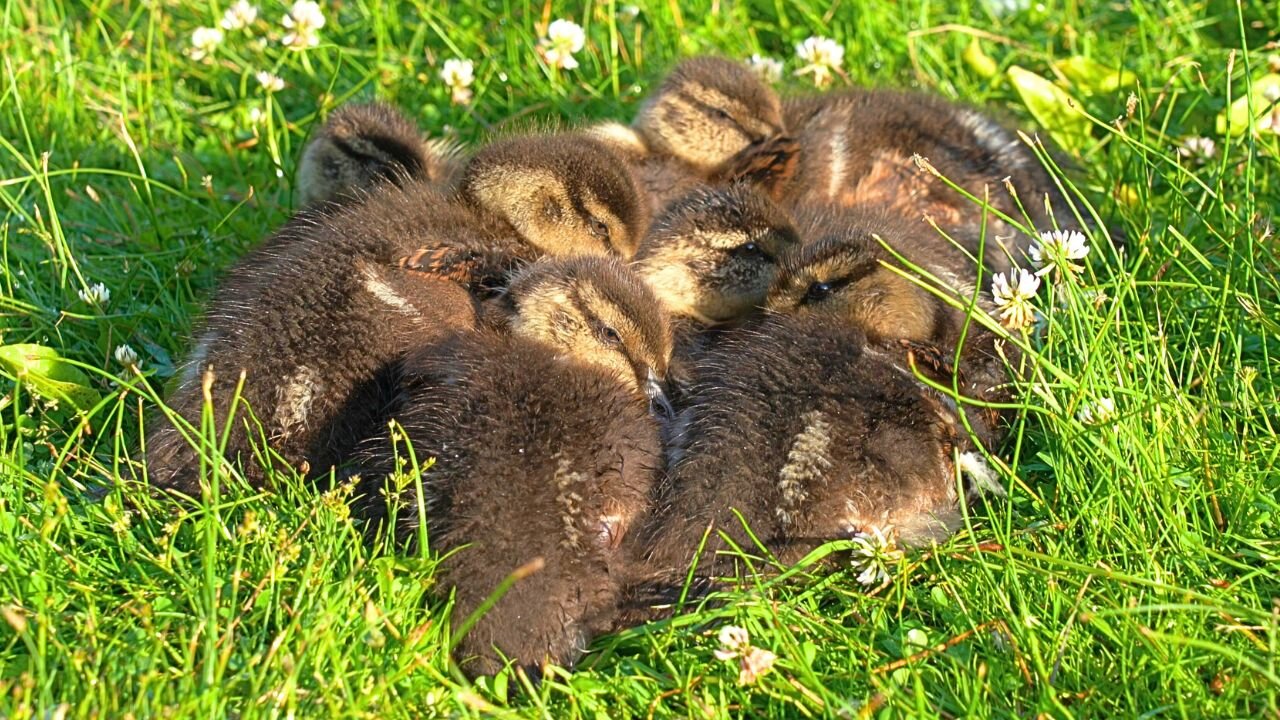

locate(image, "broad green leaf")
[[1215, 73, 1280, 137], [0, 344, 102, 413], [1054, 55, 1137, 94], [1007, 65, 1092, 153]]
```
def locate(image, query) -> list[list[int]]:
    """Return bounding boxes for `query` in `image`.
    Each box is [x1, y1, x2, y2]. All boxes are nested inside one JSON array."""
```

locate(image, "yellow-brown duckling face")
[[463, 134, 647, 259], [767, 231, 938, 344], [508, 256, 673, 410], [634, 184, 799, 325], [634, 57, 784, 173]]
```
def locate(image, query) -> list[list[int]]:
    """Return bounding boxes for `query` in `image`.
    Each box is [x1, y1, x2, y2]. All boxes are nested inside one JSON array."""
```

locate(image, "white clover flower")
[[187, 26, 224, 62], [220, 0, 259, 30], [540, 19, 586, 70], [282, 0, 325, 50], [78, 282, 110, 306], [113, 344, 140, 368], [1177, 136, 1216, 163], [440, 58, 475, 104], [712, 625, 775, 685], [618, 4, 640, 20], [255, 71, 285, 92], [248, 106, 266, 125], [714, 625, 750, 660], [991, 268, 1041, 330], [794, 36, 843, 88], [1029, 229, 1090, 277], [849, 525, 903, 587], [1077, 397, 1117, 426], [747, 54, 784, 84]]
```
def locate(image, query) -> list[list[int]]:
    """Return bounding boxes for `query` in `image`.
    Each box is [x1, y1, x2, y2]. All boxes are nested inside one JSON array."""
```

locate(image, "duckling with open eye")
[[590, 56, 796, 213], [780, 89, 1079, 273], [146, 132, 647, 497], [618, 314, 965, 625], [354, 256, 671, 679], [766, 205, 1017, 451], [296, 102, 462, 207]]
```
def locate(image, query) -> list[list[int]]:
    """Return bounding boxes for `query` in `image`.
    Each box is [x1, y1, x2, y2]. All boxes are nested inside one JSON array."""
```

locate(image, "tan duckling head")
[[634, 184, 799, 325], [460, 134, 648, 258], [766, 209, 941, 344], [506, 255, 673, 409], [633, 57, 784, 172]]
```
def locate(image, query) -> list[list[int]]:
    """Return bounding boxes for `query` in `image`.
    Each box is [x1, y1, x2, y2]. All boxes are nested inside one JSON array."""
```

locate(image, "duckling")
[[354, 256, 671, 678], [625, 314, 963, 615], [296, 102, 462, 207], [780, 89, 1078, 274], [146, 132, 646, 497], [589, 56, 795, 213], [633, 183, 799, 326], [765, 205, 1016, 451]]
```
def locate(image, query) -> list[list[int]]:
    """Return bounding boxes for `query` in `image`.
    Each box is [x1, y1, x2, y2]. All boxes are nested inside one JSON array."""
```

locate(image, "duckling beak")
[[644, 368, 674, 420]]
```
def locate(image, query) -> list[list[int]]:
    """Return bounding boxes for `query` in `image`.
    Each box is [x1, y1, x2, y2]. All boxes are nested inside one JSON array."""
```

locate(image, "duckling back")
[[634, 315, 964, 591]]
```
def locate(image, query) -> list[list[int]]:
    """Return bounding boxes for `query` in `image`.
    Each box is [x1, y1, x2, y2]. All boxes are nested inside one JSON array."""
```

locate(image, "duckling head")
[[507, 255, 673, 412], [633, 57, 784, 173], [461, 134, 647, 258], [296, 102, 430, 207], [634, 184, 799, 325], [766, 214, 938, 343]]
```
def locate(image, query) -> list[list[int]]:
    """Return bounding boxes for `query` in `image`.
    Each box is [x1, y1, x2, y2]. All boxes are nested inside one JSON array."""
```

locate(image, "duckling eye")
[[734, 242, 763, 258], [804, 281, 834, 303], [598, 326, 623, 345], [712, 108, 732, 122], [589, 217, 611, 241]]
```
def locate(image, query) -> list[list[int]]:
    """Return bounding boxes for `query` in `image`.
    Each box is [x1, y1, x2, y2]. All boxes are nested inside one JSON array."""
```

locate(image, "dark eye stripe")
[[674, 90, 755, 142]]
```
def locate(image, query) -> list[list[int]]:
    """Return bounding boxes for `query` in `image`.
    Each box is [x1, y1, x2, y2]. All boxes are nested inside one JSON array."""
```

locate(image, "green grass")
[[2, 0, 1278, 716]]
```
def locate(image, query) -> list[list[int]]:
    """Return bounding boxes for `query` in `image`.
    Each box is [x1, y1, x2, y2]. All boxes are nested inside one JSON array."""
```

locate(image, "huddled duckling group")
[[146, 56, 1083, 678]]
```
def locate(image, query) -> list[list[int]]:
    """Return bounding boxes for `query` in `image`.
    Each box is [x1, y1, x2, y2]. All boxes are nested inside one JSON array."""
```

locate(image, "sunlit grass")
[[1, 0, 1278, 717]]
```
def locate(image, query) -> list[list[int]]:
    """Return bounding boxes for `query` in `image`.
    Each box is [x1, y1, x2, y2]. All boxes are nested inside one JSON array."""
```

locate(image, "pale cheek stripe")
[[826, 131, 848, 202], [360, 264, 418, 316]]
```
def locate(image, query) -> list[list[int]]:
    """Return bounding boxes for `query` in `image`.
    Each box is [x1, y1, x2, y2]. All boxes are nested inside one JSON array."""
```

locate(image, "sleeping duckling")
[[625, 314, 963, 615], [146, 132, 646, 497], [781, 89, 1078, 272], [634, 184, 799, 326], [590, 56, 794, 213], [355, 256, 671, 678], [296, 102, 462, 207], [766, 205, 1016, 451]]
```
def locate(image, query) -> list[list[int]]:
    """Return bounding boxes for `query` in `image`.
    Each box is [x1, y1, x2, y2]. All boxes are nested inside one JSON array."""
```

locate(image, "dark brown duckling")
[[780, 89, 1079, 275], [619, 314, 965, 625], [146, 132, 647, 497], [590, 56, 795, 213], [766, 205, 1016, 451], [354, 256, 672, 678], [296, 102, 462, 207]]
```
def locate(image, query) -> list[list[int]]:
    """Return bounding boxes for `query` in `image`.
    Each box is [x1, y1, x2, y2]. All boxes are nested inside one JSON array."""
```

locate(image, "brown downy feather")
[[780, 89, 1082, 276], [618, 315, 965, 626], [352, 256, 671, 678], [146, 133, 646, 496], [296, 102, 463, 207]]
